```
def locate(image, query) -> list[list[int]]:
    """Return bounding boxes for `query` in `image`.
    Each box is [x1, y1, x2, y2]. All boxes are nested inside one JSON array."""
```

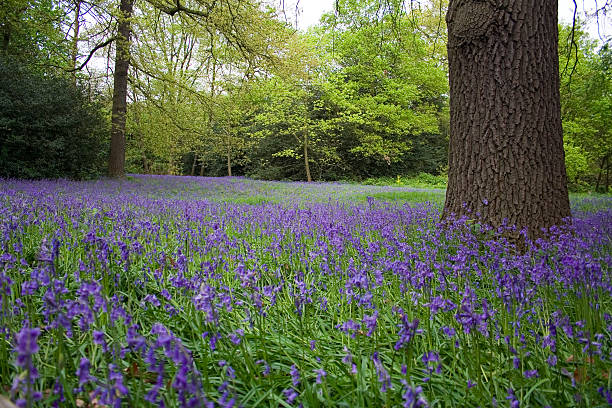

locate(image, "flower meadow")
[[0, 175, 611, 408]]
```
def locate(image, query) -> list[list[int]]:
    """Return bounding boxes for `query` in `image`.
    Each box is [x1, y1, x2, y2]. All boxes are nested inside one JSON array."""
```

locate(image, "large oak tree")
[[443, 0, 571, 237]]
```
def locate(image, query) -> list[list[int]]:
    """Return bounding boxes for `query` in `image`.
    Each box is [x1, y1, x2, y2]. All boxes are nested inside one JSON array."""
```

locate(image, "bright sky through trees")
[[291, 0, 611, 39]]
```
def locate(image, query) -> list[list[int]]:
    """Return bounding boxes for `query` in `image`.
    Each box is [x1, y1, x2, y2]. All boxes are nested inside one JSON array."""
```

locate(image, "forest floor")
[[0, 175, 611, 407]]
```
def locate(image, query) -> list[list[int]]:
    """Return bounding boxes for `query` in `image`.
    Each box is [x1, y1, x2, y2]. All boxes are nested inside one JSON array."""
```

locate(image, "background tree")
[[106, 0, 289, 178], [321, 4, 449, 179], [559, 23, 611, 192], [127, 2, 209, 174], [108, 0, 133, 178], [0, 59, 108, 179], [0, 0, 109, 180], [246, 33, 323, 181], [249, 78, 318, 181], [0, 0, 70, 66], [242, 1, 449, 182]]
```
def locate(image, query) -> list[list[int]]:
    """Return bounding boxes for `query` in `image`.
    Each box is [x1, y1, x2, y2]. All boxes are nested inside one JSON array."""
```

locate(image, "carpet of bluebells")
[[0, 175, 611, 407]]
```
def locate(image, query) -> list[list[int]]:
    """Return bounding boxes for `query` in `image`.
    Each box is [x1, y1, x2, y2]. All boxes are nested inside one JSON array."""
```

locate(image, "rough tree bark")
[[108, 0, 134, 178], [443, 0, 571, 237]]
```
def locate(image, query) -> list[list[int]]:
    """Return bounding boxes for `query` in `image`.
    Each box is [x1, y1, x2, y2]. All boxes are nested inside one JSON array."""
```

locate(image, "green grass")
[[358, 190, 445, 205], [361, 173, 448, 189]]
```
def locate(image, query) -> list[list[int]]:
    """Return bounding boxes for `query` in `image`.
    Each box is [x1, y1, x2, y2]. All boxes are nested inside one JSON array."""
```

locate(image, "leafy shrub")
[[564, 142, 590, 184], [407, 172, 448, 188], [0, 58, 108, 180]]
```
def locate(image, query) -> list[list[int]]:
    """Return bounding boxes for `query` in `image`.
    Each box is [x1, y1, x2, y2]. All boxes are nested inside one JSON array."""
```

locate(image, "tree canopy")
[[0, 0, 609, 197], [559, 23, 611, 191]]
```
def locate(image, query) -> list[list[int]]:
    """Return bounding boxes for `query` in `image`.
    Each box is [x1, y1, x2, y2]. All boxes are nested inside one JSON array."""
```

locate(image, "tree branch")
[[561, 0, 579, 88], [149, 0, 216, 18], [69, 37, 115, 72]]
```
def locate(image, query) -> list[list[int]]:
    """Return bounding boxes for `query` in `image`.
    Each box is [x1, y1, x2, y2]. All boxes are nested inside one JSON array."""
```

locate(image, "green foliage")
[[563, 141, 590, 183], [126, 1, 293, 177], [315, 5, 449, 178], [121, 1, 452, 181], [0, 58, 109, 179], [4, 0, 610, 191], [241, 4, 449, 182], [560, 24, 612, 191], [247, 78, 317, 180], [0, 0, 70, 68], [361, 172, 448, 188]]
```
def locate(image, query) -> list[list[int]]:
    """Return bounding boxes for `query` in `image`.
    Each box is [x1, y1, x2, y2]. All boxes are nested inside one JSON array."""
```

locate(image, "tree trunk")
[[606, 157, 610, 193], [190, 153, 197, 176], [443, 0, 570, 237], [595, 156, 606, 192], [143, 154, 150, 174], [108, 0, 134, 178], [226, 136, 232, 177], [2, 22, 10, 55], [304, 127, 312, 182], [71, 0, 81, 83], [199, 155, 205, 176]]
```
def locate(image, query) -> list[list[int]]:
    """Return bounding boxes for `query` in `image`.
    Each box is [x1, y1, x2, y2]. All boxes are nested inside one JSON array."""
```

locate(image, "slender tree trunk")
[[595, 156, 605, 192], [2, 23, 10, 55], [190, 154, 197, 176], [108, 0, 134, 178], [443, 0, 570, 237], [143, 154, 150, 174], [606, 158, 610, 193], [208, 51, 217, 178], [226, 136, 232, 177], [199, 155, 205, 176], [71, 0, 81, 83], [304, 127, 312, 182]]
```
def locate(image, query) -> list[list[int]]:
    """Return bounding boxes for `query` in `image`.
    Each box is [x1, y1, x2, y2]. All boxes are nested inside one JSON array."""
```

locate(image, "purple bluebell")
[[394, 312, 422, 350], [401, 384, 428, 408], [372, 351, 391, 392], [314, 368, 327, 384], [283, 388, 298, 405], [290, 364, 300, 387], [256, 359, 271, 376]]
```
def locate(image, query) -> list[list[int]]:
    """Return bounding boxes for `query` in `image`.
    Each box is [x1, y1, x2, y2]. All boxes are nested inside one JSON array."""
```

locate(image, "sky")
[[289, 0, 610, 41]]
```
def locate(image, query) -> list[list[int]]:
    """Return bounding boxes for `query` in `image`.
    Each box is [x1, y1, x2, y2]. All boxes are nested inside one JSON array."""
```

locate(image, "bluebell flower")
[[314, 368, 327, 384], [290, 364, 300, 387]]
